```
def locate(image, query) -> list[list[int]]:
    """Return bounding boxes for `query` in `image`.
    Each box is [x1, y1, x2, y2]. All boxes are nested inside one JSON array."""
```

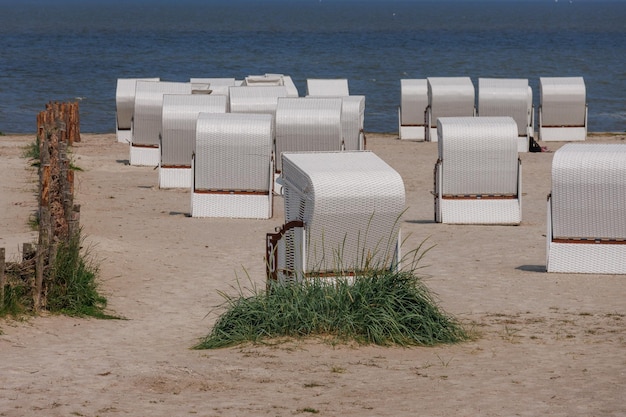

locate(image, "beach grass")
[[195, 264, 468, 349]]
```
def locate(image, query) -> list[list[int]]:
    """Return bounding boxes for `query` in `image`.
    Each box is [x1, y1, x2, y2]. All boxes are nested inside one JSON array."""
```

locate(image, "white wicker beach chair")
[[191, 112, 274, 219], [306, 78, 350, 97], [426, 77, 476, 142], [398, 79, 428, 141], [243, 74, 299, 97], [131, 80, 191, 166], [159, 94, 228, 189], [266, 151, 405, 284], [478, 78, 534, 152], [547, 143, 626, 274], [274, 97, 343, 174], [434, 117, 522, 225], [538, 77, 587, 142], [115, 77, 160, 143]]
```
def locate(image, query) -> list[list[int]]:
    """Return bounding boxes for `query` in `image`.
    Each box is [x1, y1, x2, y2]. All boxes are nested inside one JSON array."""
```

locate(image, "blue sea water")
[[0, 0, 625, 134]]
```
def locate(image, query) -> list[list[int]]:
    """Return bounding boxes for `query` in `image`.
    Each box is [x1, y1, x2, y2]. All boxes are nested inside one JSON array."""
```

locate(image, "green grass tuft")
[[195, 268, 468, 349], [46, 234, 118, 319]]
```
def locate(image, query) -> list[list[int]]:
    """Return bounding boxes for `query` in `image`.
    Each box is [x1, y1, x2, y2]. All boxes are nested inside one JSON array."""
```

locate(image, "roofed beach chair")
[[274, 97, 344, 175], [546, 143, 626, 274], [398, 79, 428, 141], [191, 112, 274, 219], [478, 78, 534, 152], [266, 151, 405, 284], [306, 78, 350, 97], [538, 77, 587, 142], [131, 80, 191, 166], [115, 77, 160, 143], [425, 77, 476, 142], [243, 74, 299, 97], [159, 94, 228, 189], [434, 117, 522, 225]]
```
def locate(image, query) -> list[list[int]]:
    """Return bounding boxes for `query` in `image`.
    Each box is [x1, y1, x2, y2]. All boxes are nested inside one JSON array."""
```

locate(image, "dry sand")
[[1, 132, 625, 417]]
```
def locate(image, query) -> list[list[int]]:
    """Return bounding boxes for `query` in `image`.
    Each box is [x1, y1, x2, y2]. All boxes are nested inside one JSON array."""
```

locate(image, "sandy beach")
[[1, 132, 625, 417]]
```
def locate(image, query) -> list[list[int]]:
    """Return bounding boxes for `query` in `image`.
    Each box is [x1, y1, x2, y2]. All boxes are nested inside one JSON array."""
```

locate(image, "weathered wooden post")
[[0, 248, 5, 310]]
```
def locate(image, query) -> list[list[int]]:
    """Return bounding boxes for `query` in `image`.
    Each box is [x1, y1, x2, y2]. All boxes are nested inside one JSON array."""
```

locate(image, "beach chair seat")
[[115, 77, 159, 143], [191, 113, 274, 219], [539, 77, 587, 142], [478, 78, 534, 152], [131, 80, 191, 166], [547, 143, 626, 273], [266, 151, 405, 284], [426, 77, 475, 142], [274, 97, 344, 174], [159, 94, 228, 189], [306, 78, 350, 97], [434, 117, 521, 225], [398, 79, 428, 141]]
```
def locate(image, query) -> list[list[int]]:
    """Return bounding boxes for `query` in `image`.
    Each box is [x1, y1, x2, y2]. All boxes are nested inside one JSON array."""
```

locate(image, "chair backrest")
[[194, 113, 273, 192], [116, 77, 160, 129], [133, 81, 192, 147], [551, 143, 626, 240], [427, 77, 475, 123], [400, 79, 428, 126], [540, 77, 586, 127], [306, 78, 350, 97], [274, 97, 343, 172], [478, 78, 532, 137], [281, 151, 405, 272], [161, 94, 228, 167], [438, 116, 519, 196]]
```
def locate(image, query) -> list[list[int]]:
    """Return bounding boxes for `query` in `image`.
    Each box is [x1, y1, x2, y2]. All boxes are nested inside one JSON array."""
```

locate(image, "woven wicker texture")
[[437, 117, 519, 196], [427, 77, 475, 123], [229, 85, 288, 115], [275, 97, 343, 172], [133, 81, 191, 147], [547, 243, 626, 274], [194, 112, 273, 191], [161, 94, 227, 167], [116, 78, 159, 130], [551, 143, 626, 239], [281, 151, 405, 272], [306, 79, 350, 96], [129, 145, 160, 167], [478, 78, 532, 137], [540, 77, 586, 127], [400, 79, 428, 126], [340, 95, 365, 151]]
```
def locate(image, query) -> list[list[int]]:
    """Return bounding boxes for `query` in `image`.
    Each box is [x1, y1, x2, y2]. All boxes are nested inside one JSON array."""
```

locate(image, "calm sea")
[[0, 0, 625, 134]]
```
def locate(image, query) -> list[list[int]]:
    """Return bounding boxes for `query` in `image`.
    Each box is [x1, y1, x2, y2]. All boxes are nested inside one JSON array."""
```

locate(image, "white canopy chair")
[[191, 113, 274, 219], [547, 143, 626, 273], [538, 77, 587, 142], [266, 151, 406, 284], [434, 117, 522, 225], [425, 77, 475, 142], [398, 79, 428, 141]]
